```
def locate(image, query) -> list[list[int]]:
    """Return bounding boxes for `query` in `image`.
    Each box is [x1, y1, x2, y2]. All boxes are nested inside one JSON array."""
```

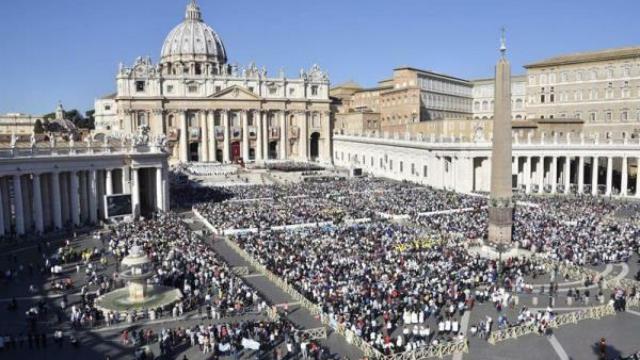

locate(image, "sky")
[[1, 0, 639, 114]]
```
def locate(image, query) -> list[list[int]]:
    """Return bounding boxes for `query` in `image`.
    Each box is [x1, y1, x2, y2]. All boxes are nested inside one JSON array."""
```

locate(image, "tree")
[[33, 119, 45, 134]]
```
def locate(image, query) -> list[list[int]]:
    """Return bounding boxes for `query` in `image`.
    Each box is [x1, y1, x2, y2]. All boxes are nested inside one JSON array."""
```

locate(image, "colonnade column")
[[32, 174, 44, 234], [255, 111, 263, 162], [12, 175, 25, 235], [280, 111, 287, 160], [242, 110, 249, 161], [636, 157, 640, 197], [201, 111, 209, 162], [551, 156, 558, 194], [222, 110, 230, 163], [537, 156, 545, 194], [132, 168, 140, 218], [621, 156, 628, 196], [577, 156, 585, 194], [564, 156, 571, 194], [0, 184, 4, 236], [592, 157, 599, 195], [179, 111, 189, 163], [524, 156, 532, 194], [106, 169, 113, 195], [51, 172, 62, 229], [156, 167, 163, 212], [88, 170, 97, 224], [70, 171, 80, 227], [605, 156, 613, 196]]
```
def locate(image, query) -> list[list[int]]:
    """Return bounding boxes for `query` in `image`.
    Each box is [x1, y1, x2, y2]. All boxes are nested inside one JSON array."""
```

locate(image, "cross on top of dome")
[[185, 0, 202, 21]]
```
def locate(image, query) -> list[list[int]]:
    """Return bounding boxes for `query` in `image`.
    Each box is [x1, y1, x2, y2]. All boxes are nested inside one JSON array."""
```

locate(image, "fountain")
[[95, 245, 181, 313]]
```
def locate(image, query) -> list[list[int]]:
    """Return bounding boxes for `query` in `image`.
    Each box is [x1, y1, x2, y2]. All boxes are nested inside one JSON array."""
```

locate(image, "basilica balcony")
[[189, 127, 201, 141], [268, 127, 280, 140]]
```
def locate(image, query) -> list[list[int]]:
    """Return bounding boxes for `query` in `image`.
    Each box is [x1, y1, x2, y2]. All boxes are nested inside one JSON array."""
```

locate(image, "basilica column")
[[621, 156, 628, 196], [636, 157, 640, 197], [537, 156, 545, 194], [242, 110, 249, 161], [524, 156, 532, 194], [201, 111, 209, 162], [70, 171, 80, 227], [578, 156, 585, 194], [300, 111, 309, 161], [1, 179, 11, 233], [32, 173, 44, 234], [50, 172, 62, 230], [132, 168, 140, 218], [255, 111, 263, 161], [564, 156, 571, 194], [262, 111, 269, 160], [79, 171, 88, 224], [88, 170, 98, 224], [223, 110, 230, 163], [179, 111, 189, 162], [207, 111, 217, 162], [279, 111, 287, 160], [550, 156, 558, 194], [605, 156, 613, 196]]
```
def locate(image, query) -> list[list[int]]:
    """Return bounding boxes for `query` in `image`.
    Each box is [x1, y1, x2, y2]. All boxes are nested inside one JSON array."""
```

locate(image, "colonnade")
[[516, 155, 640, 196], [0, 166, 169, 237]]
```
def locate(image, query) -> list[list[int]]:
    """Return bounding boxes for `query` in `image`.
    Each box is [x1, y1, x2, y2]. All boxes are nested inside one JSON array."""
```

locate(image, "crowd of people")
[[105, 213, 264, 320], [123, 318, 329, 359], [232, 221, 535, 354], [194, 178, 487, 231]]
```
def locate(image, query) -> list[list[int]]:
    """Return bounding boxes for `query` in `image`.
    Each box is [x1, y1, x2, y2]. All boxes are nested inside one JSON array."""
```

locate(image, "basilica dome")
[[160, 0, 227, 65]]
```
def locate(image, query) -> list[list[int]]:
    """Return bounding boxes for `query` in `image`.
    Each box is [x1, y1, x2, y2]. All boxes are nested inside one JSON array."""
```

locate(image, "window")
[[606, 112, 612, 122], [135, 81, 145, 92], [311, 86, 318, 96], [195, 63, 202, 75], [399, 161, 403, 172], [607, 68, 614, 79], [540, 94, 545, 103], [621, 111, 628, 122], [423, 165, 428, 177], [104, 105, 111, 111], [166, 85, 174, 93], [411, 163, 415, 175], [248, 87, 254, 93], [188, 85, 198, 93], [590, 112, 596, 122], [389, 160, 393, 171], [268, 86, 277, 95], [289, 88, 295, 96], [215, 86, 221, 93], [137, 113, 147, 127]]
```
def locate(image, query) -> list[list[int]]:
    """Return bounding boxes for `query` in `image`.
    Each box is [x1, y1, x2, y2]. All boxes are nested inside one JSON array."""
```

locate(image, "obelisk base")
[[488, 206, 513, 246]]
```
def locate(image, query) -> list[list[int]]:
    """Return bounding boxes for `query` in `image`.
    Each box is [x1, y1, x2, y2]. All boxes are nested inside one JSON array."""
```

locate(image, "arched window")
[[482, 101, 488, 111], [515, 98, 523, 110]]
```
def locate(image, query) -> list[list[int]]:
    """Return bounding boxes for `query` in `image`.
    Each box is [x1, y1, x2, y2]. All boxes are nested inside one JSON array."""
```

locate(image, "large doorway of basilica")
[[231, 142, 241, 162], [249, 148, 255, 161], [310, 132, 320, 160], [268, 141, 278, 160], [189, 143, 199, 162], [215, 149, 222, 163]]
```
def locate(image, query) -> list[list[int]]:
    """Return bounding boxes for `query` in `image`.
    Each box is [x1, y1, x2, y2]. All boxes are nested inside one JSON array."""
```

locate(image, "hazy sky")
[[1, 0, 638, 114]]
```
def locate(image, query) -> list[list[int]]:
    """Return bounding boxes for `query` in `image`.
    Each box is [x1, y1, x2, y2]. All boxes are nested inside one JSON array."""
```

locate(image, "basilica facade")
[[94, 1, 332, 164]]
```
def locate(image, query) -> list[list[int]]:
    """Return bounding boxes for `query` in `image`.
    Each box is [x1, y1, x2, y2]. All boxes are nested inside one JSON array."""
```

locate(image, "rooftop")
[[524, 46, 640, 68]]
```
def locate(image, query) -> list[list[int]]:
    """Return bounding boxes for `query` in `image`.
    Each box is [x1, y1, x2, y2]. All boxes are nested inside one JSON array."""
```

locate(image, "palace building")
[[94, 0, 332, 164]]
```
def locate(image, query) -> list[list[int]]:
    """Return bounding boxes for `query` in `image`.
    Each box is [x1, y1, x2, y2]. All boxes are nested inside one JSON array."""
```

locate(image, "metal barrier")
[[297, 327, 327, 341], [232, 266, 250, 276], [487, 304, 615, 345]]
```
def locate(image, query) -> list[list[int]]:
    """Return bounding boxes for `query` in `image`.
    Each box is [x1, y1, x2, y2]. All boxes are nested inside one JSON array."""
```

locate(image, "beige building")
[[0, 112, 41, 135], [524, 46, 640, 138], [471, 75, 527, 120], [94, 1, 332, 164]]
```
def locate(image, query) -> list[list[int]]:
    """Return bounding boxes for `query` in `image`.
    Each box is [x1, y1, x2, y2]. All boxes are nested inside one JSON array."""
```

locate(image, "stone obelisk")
[[488, 30, 513, 246]]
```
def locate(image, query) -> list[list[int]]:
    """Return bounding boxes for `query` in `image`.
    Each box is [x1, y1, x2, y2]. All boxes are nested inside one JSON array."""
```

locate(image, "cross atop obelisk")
[[488, 28, 514, 247]]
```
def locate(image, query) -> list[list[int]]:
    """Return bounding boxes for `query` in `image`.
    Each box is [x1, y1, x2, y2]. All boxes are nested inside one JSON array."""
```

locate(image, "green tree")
[[33, 119, 45, 134]]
